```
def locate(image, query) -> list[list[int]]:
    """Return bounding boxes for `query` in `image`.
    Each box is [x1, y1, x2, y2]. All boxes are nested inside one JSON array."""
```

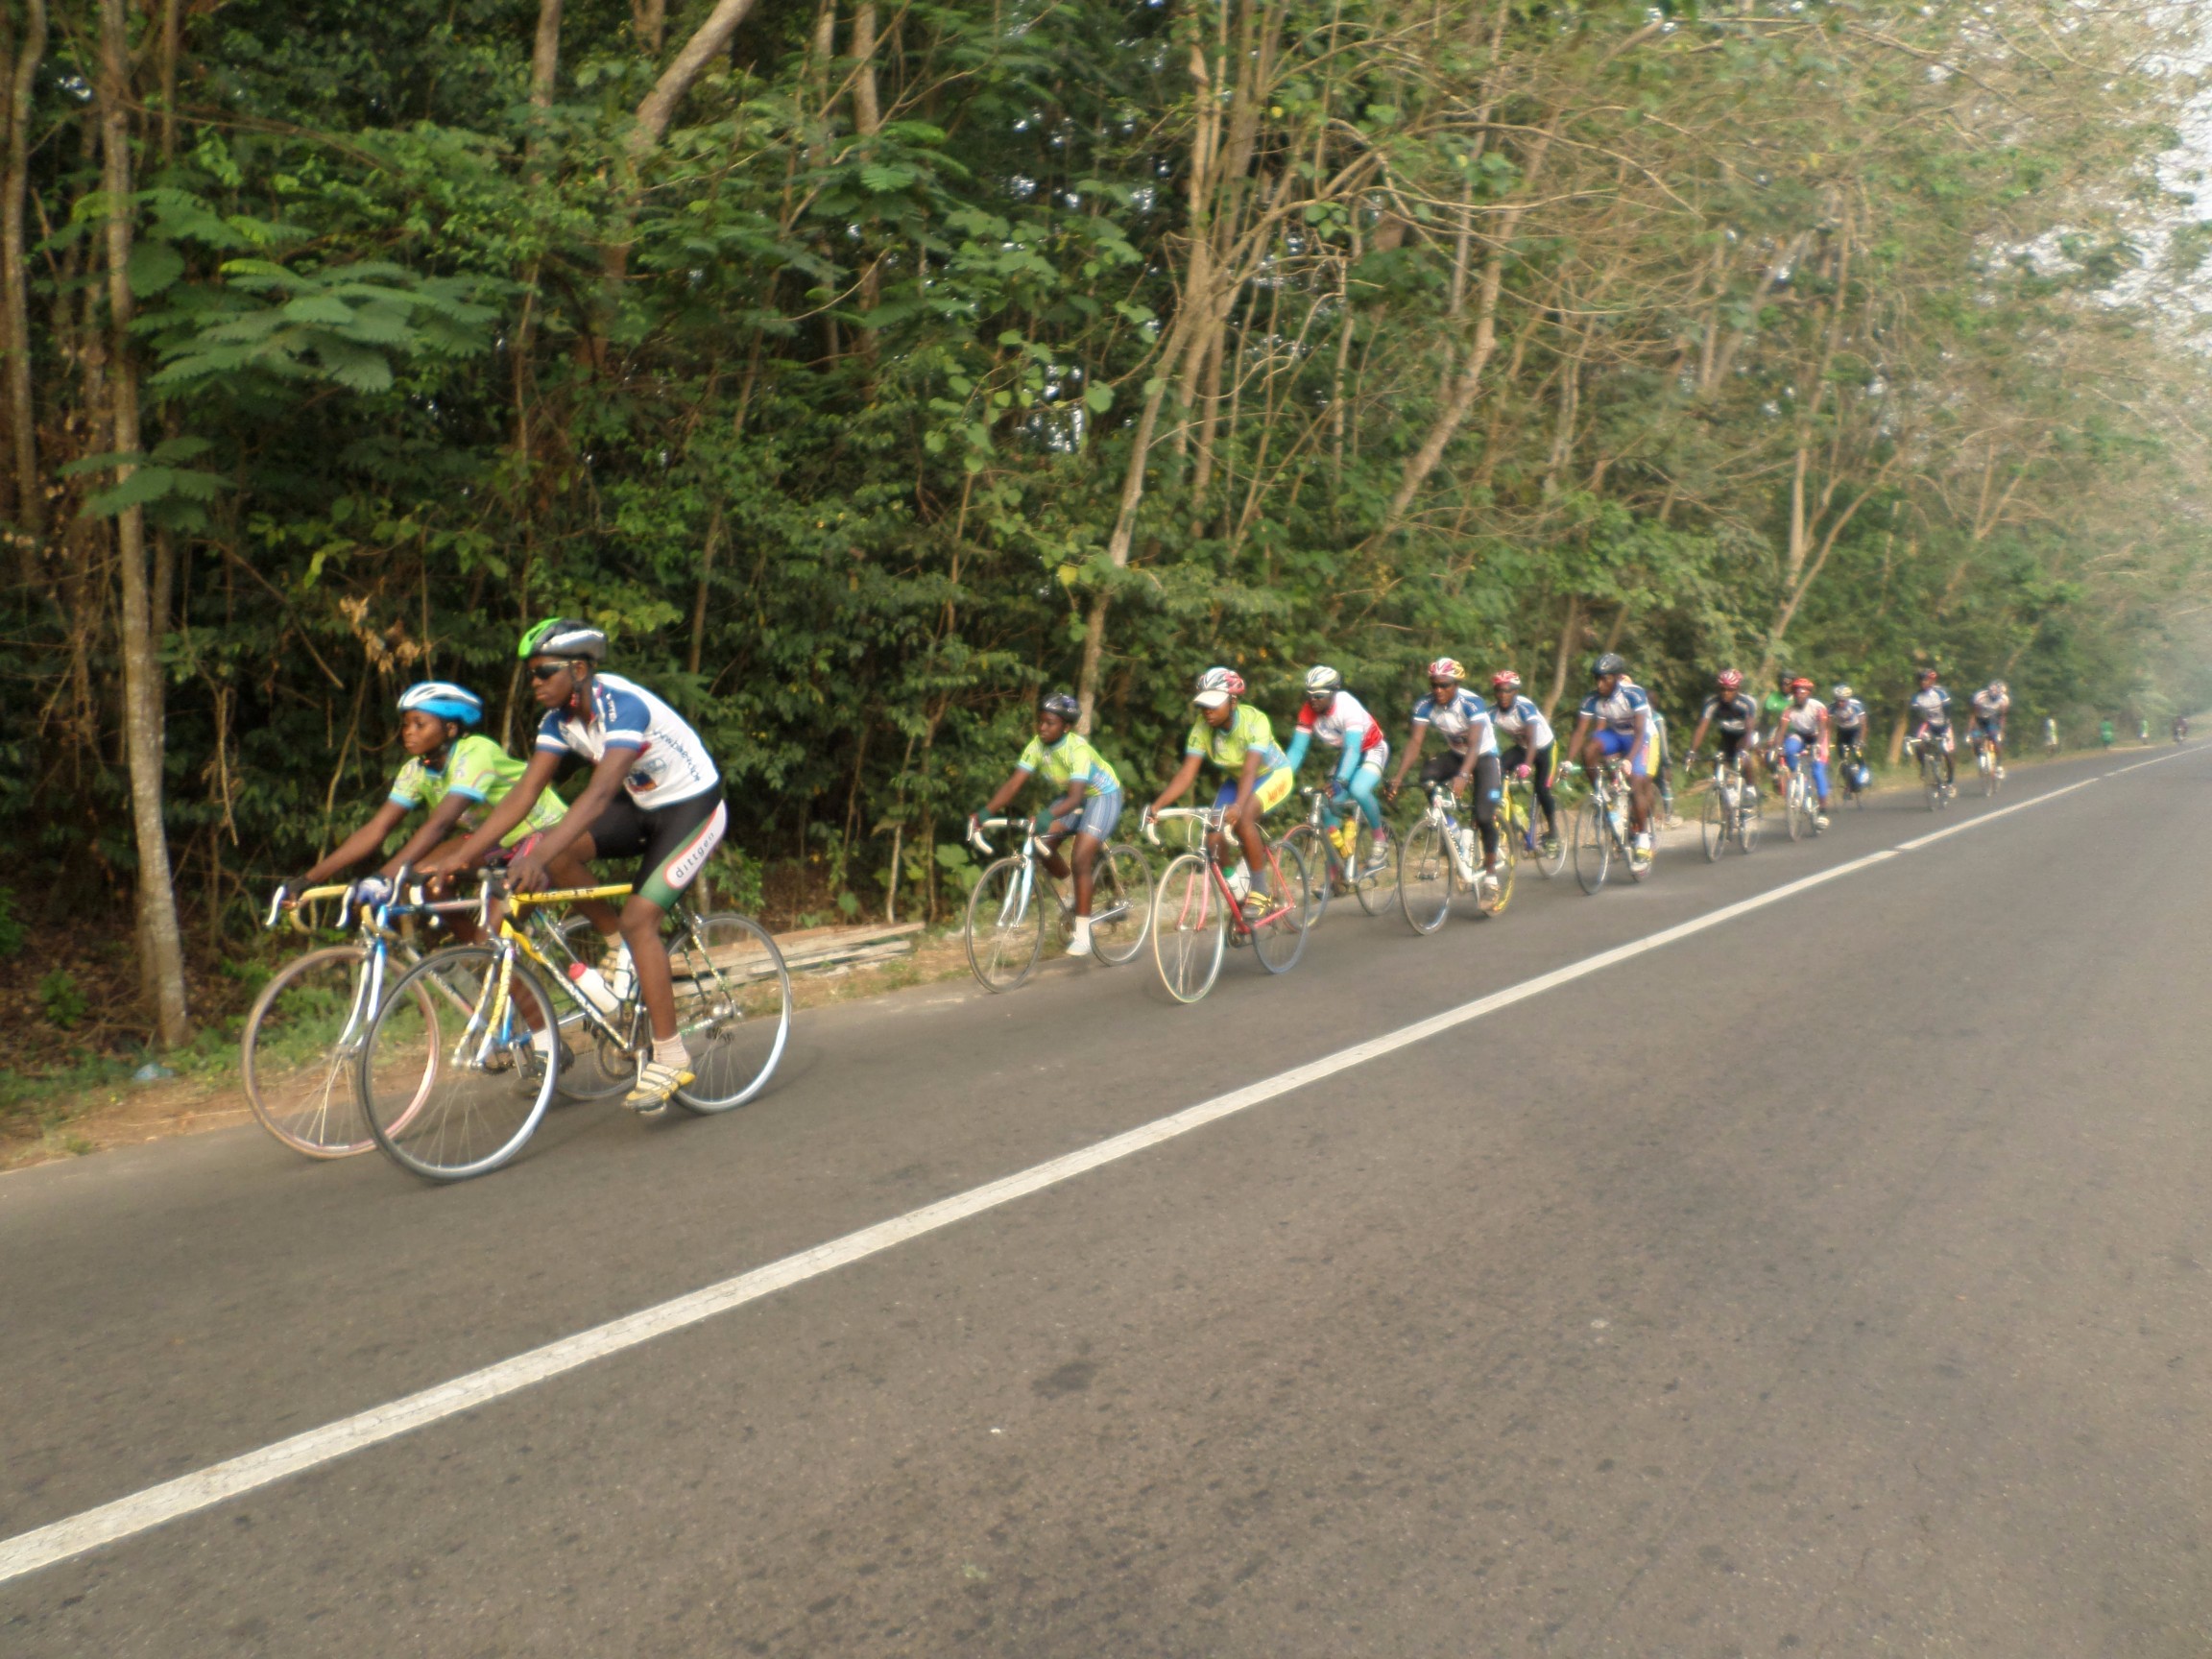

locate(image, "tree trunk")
[[98, 0, 191, 1046], [630, 0, 765, 157], [531, 0, 565, 107], [2, 0, 43, 543], [1540, 593, 1581, 724]]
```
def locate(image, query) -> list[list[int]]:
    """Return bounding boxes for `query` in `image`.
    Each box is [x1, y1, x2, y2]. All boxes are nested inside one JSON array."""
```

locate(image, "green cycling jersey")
[[1016, 730, 1120, 795], [389, 733, 565, 847]]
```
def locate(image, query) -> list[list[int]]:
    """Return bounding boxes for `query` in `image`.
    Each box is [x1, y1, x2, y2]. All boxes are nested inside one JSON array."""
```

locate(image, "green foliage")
[[38, 971, 87, 1030]]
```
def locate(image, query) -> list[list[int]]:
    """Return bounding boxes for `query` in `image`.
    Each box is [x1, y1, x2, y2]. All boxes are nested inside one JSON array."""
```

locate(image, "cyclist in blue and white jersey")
[[1383, 658, 1503, 898], [1567, 653, 1657, 850], [1907, 667, 1956, 789], [1775, 677, 1833, 829], [1684, 669, 1763, 793], [974, 693, 1123, 958], [1284, 665, 1392, 877], [429, 619, 728, 1113], [1829, 683, 1869, 793], [1488, 668, 1561, 852], [1969, 680, 2009, 780]]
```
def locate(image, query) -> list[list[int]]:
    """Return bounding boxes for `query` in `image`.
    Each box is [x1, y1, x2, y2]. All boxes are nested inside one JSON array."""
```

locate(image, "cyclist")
[[1774, 677, 1833, 829], [2043, 715, 2058, 752], [1969, 679, 2009, 781], [2176, 714, 2190, 744], [1486, 668, 1561, 854], [1907, 667, 1957, 789], [1684, 669, 1762, 792], [1382, 658, 1503, 900], [1568, 653, 1656, 852], [1759, 671, 1793, 777], [1830, 683, 1869, 795], [426, 619, 727, 1114], [973, 693, 1123, 959], [2100, 717, 2115, 748], [1144, 667, 1295, 911], [285, 683, 583, 936], [1284, 665, 1392, 878]]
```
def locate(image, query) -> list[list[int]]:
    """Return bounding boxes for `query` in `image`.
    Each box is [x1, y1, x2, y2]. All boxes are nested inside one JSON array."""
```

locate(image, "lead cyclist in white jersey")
[[1383, 657, 1504, 898]]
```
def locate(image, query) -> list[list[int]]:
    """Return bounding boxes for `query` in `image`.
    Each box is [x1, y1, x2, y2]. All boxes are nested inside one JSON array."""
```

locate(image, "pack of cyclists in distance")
[[290, 633, 2021, 1012]]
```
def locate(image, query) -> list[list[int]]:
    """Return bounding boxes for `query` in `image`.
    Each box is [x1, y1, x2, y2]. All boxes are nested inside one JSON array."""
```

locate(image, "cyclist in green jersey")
[[973, 693, 1124, 958], [1143, 667, 1295, 908], [286, 682, 591, 938]]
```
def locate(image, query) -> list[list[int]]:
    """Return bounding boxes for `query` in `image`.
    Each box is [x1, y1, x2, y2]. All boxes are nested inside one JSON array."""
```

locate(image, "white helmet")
[[1304, 664, 1343, 696], [1192, 666, 1245, 709]]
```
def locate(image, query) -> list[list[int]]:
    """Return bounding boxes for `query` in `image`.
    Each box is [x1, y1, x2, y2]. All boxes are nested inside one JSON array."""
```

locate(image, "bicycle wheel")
[[1786, 778, 1809, 841], [963, 855, 1046, 992], [1151, 853, 1226, 1003], [1701, 787, 1728, 862], [1922, 754, 1942, 812], [1573, 801, 1611, 894], [1087, 843, 1154, 966], [1274, 824, 1333, 928], [1981, 749, 2000, 799], [1349, 817, 1393, 916], [1738, 785, 1764, 854], [241, 944, 394, 1157], [1252, 841, 1313, 974], [1397, 818, 1455, 935], [359, 946, 559, 1181], [669, 912, 791, 1114]]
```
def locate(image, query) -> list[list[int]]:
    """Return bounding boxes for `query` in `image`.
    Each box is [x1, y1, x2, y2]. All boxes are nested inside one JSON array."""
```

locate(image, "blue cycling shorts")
[[1047, 789, 1122, 843], [1593, 727, 1649, 777]]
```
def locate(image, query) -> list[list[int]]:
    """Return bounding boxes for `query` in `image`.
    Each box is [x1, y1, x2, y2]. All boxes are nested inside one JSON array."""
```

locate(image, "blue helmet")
[[397, 682, 484, 726]]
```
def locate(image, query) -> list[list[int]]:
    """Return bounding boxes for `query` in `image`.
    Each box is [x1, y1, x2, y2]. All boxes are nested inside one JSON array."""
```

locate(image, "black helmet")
[[517, 616, 607, 661], [1593, 653, 1627, 678], [1040, 692, 1081, 720]]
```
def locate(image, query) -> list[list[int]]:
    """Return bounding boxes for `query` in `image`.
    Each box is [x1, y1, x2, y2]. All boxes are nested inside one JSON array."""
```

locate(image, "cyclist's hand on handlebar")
[[507, 853, 551, 895], [1382, 781, 1399, 805], [1514, 762, 1532, 781]]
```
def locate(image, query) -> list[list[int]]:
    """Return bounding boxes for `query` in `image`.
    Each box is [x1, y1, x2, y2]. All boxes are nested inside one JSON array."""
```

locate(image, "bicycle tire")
[[241, 944, 395, 1157], [1252, 841, 1312, 974], [1087, 843, 1154, 966], [359, 945, 559, 1182], [1786, 778, 1808, 841], [1349, 817, 1393, 915], [1151, 853, 1226, 1003], [963, 855, 1046, 992], [1922, 752, 1943, 812], [1274, 824, 1333, 929], [670, 912, 791, 1114], [1981, 749, 2000, 799], [1574, 801, 1611, 894], [1701, 787, 1728, 862]]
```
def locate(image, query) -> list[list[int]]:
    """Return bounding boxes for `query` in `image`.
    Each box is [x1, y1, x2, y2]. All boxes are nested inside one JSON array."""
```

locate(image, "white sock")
[[532, 1027, 557, 1056], [652, 1034, 690, 1071], [1070, 916, 1092, 941]]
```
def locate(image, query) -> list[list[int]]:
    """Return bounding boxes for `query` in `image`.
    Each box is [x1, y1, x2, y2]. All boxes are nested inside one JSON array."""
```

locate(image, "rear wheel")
[[359, 946, 559, 1182], [1087, 843, 1153, 966], [669, 912, 791, 1114], [1151, 854, 1226, 1004], [1252, 842, 1313, 974], [1573, 801, 1611, 894], [1397, 819, 1455, 935], [1274, 824, 1334, 929], [964, 856, 1046, 992]]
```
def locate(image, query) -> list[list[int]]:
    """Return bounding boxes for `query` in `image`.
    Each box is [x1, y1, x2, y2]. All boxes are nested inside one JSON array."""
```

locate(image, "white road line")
[[0, 753, 2178, 1587]]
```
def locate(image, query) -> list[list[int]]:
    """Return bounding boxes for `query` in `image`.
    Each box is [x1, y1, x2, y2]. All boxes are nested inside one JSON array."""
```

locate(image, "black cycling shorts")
[[581, 789, 727, 909]]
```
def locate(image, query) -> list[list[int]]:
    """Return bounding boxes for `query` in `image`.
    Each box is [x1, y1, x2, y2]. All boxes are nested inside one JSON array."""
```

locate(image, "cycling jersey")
[[390, 733, 565, 846], [1831, 697, 1867, 735], [1579, 682, 1651, 734], [1698, 693, 1759, 735], [1782, 698, 1829, 739], [1295, 691, 1386, 757], [1015, 731, 1120, 795], [1185, 703, 1286, 773], [1910, 686, 1954, 730], [1488, 694, 1553, 752], [1413, 689, 1500, 757], [1971, 689, 2008, 722], [535, 671, 720, 808]]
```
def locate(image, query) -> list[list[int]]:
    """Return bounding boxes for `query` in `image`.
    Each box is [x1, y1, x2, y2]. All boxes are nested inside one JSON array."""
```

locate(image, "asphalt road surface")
[[3, 746, 2207, 1657]]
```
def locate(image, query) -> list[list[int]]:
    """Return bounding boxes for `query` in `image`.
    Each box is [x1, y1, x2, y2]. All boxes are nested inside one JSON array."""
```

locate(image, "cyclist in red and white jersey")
[[1284, 665, 1391, 876]]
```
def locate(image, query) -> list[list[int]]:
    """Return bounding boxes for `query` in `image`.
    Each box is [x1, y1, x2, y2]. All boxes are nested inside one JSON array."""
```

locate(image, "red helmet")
[[1491, 670, 1522, 691], [1917, 667, 1939, 684], [1716, 669, 1743, 691], [1789, 676, 1815, 692]]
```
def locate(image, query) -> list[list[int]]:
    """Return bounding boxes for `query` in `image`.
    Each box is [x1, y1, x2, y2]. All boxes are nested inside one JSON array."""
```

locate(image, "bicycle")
[[1834, 741, 1868, 809], [1503, 769, 1566, 878], [1398, 781, 1511, 936], [1971, 731, 2002, 798], [962, 814, 1152, 991], [1779, 747, 1826, 841], [1277, 787, 1392, 926], [1909, 733, 1954, 811], [355, 876, 792, 1181], [1572, 758, 1655, 894], [1143, 806, 1315, 1003], [1694, 755, 1762, 861]]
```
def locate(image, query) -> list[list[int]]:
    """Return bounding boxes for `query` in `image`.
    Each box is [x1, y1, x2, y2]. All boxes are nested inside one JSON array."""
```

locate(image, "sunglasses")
[[529, 662, 570, 682], [1431, 681, 1458, 691]]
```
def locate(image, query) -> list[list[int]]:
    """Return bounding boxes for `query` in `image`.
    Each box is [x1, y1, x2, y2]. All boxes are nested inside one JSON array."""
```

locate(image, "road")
[[2, 746, 2207, 1657]]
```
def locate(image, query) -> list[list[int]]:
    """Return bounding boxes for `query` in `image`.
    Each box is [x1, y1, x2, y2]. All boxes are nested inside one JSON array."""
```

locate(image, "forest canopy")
[[12, 0, 2212, 1044]]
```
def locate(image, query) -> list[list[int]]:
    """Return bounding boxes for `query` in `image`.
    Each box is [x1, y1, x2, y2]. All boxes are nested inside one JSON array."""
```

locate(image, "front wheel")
[[358, 946, 560, 1182], [964, 855, 1047, 992], [1397, 818, 1455, 935], [1274, 824, 1334, 929], [1151, 854, 1226, 1004], [241, 944, 393, 1157], [1251, 841, 1313, 974], [1087, 843, 1154, 967], [669, 912, 791, 1114], [1573, 801, 1611, 895], [1921, 753, 1943, 812], [1786, 777, 1809, 841], [1701, 786, 1728, 862], [1980, 747, 2000, 799]]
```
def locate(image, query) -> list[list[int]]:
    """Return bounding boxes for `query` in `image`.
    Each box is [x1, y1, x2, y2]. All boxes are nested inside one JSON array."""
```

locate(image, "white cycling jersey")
[[535, 672, 720, 808], [1412, 689, 1499, 757], [1488, 694, 1553, 751]]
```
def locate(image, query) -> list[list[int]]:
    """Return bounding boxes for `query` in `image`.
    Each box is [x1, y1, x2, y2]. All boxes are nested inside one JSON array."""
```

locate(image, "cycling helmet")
[[1593, 653, 1627, 679], [1489, 668, 1520, 692], [397, 682, 484, 726], [1789, 676, 1815, 692], [1040, 692, 1081, 721], [517, 616, 607, 661], [1832, 684, 1853, 701], [1305, 664, 1344, 697], [1429, 659, 1467, 684], [1192, 666, 1245, 709], [1917, 666, 1939, 684], [1716, 669, 1743, 691], [1991, 680, 2008, 694]]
